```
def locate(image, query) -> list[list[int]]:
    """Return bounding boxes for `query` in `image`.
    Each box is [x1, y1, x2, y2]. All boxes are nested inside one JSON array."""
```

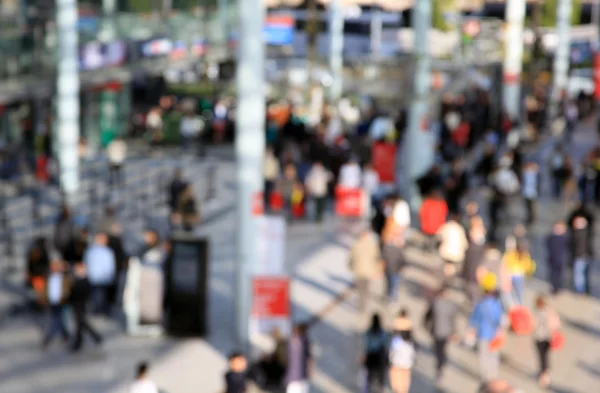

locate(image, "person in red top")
[[420, 189, 448, 251]]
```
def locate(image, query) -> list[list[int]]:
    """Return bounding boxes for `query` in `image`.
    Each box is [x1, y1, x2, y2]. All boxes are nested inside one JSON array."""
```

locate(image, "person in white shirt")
[[146, 108, 163, 144], [437, 214, 469, 279], [338, 157, 362, 189], [130, 362, 159, 393], [180, 111, 204, 154], [305, 161, 332, 222], [42, 258, 71, 349], [107, 137, 127, 187], [392, 198, 411, 229], [362, 163, 380, 202]]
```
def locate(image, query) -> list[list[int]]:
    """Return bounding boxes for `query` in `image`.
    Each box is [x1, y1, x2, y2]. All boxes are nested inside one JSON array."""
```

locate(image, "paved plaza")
[[2, 123, 600, 393]]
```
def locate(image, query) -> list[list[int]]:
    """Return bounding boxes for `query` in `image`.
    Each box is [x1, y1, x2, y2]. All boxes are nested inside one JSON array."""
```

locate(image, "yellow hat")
[[480, 272, 497, 292]]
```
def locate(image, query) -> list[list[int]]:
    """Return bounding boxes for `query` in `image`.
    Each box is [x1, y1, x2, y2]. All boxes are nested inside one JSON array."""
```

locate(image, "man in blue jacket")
[[466, 273, 504, 388]]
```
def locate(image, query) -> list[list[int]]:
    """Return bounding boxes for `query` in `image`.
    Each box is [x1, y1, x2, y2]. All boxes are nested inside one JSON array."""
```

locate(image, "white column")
[[550, 0, 573, 119], [404, 0, 432, 209], [56, 0, 80, 203], [328, 0, 344, 102], [235, 0, 266, 345], [502, 0, 526, 121], [370, 9, 383, 59]]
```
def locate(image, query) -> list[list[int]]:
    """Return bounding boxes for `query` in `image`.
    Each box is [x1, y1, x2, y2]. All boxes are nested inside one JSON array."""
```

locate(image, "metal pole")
[[370, 8, 382, 60], [328, 0, 344, 103], [235, 0, 265, 346], [549, 0, 573, 121], [218, 0, 229, 45], [404, 0, 432, 210], [502, 0, 526, 121], [56, 0, 81, 205], [593, 0, 600, 49]]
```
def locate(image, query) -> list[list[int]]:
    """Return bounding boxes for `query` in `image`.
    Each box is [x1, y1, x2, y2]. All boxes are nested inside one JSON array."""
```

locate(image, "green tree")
[[541, 0, 582, 27], [432, 0, 457, 32]]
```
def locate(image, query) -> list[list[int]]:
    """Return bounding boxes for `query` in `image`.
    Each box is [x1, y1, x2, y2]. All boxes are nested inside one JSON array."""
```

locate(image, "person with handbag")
[[533, 295, 561, 389]]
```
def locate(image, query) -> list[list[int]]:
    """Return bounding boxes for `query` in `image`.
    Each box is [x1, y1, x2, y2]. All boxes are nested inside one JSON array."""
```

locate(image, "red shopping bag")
[[335, 186, 364, 217], [291, 202, 305, 218], [489, 332, 506, 352], [509, 306, 534, 335], [270, 192, 284, 212], [35, 156, 49, 182], [550, 331, 565, 351]]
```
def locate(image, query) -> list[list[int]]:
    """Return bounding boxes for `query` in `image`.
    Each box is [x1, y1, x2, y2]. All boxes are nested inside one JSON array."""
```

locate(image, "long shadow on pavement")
[[560, 316, 600, 339]]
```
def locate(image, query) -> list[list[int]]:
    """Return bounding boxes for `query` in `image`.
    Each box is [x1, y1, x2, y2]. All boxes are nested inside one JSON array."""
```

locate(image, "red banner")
[[252, 277, 290, 318], [371, 142, 397, 183], [594, 52, 600, 100], [335, 187, 365, 217]]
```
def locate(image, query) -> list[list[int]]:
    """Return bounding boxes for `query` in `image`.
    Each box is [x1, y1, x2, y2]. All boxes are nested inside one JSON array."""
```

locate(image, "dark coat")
[[69, 277, 92, 312], [546, 234, 569, 270], [462, 242, 485, 283]]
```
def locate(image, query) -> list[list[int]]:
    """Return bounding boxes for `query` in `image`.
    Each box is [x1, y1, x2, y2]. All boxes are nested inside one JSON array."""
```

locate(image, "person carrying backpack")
[[362, 314, 388, 393]]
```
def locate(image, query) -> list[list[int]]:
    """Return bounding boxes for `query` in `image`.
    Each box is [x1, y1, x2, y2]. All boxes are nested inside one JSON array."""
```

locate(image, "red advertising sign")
[[372, 142, 397, 183], [335, 187, 365, 217], [252, 277, 290, 318], [594, 52, 600, 100]]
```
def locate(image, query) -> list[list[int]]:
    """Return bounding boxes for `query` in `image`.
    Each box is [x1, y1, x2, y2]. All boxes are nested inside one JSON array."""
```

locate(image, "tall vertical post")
[[550, 0, 573, 120], [218, 0, 229, 45], [56, 0, 80, 204], [404, 0, 432, 210], [502, 0, 526, 121], [235, 0, 265, 345], [370, 7, 382, 59], [328, 0, 343, 102]]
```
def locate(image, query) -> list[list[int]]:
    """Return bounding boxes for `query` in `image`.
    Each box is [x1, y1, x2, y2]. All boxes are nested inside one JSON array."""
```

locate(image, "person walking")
[[349, 225, 383, 312], [546, 221, 569, 294], [533, 295, 561, 389], [177, 184, 201, 231], [263, 146, 281, 213], [381, 211, 406, 303], [466, 273, 504, 388], [502, 243, 536, 305], [286, 324, 312, 393], [362, 314, 388, 393], [521, 162, 540, 225], [304, 161, 332, 222], [423, 285, 460, 382], [168, 168, 188, 215], [338, 157, 362, 189], [69, 261, 103, 352], [41, 258, 72, 349], [461, 225, 487, 304], [437, 213, 469, 283], [568, 206, 594, 294], [54, 204, 74, 258], [84, 232, 116, 315], [388, 324, 415, 393], [106, 137, 127, 187]]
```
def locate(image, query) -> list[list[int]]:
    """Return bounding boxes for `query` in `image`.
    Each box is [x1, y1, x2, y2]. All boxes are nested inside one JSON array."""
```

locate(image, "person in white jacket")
[[107, 137, 127, 187], [338, 157, 362, 189], [305, 161, 332, 222], [437, 214, 469, 279]]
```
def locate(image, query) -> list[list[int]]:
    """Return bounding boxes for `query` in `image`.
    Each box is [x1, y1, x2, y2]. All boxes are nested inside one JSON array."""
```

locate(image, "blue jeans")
[[574, 258, 590, 294], [387, 272, 401, 301], [511, 276, 525, 305], [92, 285, 109, 315]]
